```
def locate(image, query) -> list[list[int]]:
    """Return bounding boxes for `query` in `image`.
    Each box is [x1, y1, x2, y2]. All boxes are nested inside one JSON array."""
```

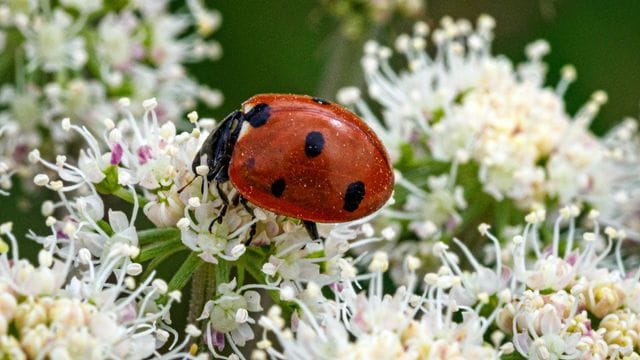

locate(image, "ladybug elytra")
[[192, 94, 394, 241]]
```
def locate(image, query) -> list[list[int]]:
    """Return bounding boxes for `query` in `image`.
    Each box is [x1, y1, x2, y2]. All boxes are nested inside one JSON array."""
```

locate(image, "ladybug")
[[191, 94, 394, 241]]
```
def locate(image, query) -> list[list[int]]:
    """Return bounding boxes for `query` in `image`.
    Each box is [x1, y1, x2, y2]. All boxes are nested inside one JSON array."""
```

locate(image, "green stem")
[[237, 258, 245, 287], [205, 262, 216, 301], [187, 262, 210, 325], [215, 259, 230, 287]]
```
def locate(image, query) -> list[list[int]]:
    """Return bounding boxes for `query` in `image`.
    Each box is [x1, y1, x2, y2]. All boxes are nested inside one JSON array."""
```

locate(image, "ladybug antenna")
[[177, 176, 197, 194]]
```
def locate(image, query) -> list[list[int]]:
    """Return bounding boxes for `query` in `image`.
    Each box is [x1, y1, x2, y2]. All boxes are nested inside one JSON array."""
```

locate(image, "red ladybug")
[[192, 94, 394, 241]]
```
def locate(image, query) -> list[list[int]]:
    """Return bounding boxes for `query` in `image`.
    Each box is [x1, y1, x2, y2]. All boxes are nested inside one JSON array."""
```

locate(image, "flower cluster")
[[338, 15, 639, 242], [257, 208, 640, 359], [493, 208, 640, 359], [436, 206, 640, 359], [0, 222, 195, 359], [258, 252, 505, 360], [0, 0, 222, 193]]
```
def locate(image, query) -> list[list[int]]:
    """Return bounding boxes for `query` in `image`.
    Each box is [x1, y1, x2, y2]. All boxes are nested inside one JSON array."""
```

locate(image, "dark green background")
[[4, 0, 640, 255], [201, 0, 640, 135]]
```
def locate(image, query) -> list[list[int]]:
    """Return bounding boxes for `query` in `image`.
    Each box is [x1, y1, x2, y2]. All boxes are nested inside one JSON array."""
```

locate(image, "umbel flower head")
[[338, 15, 640, 240], [0, 0, 223, 193], [257, 252, 506, 360], [501, 209, 640, 359], [434, 206, 640, 359], [0, 222, 195, 359]]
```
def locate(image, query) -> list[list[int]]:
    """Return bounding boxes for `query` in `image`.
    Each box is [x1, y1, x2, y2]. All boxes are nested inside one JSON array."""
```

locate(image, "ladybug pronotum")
[[192, 94, 394, 241]]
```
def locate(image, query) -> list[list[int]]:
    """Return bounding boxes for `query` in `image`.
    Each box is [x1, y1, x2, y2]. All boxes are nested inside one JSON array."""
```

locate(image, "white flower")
[[584, 118, 640, 240], [143, 187, 185, 227], [200, 278, 262, 357], [261, 221, 332, 286], [258, 251, 500, 360], [0, 225, 190, 359], [97, 12, 139, 69], [343, 15, 619, 212], [29, 122, 143, 259], [21, 10, 87, 72], [399, 174, 467, 238], [180, 197, 255, 264], [483, 210, 640, 358], [0, 0, 223, 192], [0, 125, 18, 195]]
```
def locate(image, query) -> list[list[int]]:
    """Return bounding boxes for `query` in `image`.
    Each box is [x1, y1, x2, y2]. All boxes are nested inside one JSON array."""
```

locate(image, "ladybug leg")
[[208, 207, 227, 232], [303, 220, 320, 240], [231, 193, 240, 206], [245, 223, 257, 246], [238, 195, 254, 216], [216, 181, 229, 205], [210, 182, 229, 227]]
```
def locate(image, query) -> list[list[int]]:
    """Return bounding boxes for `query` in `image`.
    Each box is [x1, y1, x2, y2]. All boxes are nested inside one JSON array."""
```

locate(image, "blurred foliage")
[[3, 0, 640, 258], [321, 0, 424, 39], [200, 0, 640, 133]]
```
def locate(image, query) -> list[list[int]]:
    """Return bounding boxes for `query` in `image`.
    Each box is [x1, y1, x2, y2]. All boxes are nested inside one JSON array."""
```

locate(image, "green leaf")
[[168, 252, 203, 292], [141, 247, 187, 280], [138, 227, 181, 246], [237, 262, 246, 287], [137, 237, 185, 262]]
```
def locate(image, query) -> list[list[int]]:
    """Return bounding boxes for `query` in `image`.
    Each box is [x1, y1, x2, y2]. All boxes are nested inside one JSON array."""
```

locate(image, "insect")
[[191, 94, 394, 242]]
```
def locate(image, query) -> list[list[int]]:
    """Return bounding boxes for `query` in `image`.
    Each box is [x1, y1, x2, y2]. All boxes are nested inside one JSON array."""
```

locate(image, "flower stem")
[[187, 262, 210, 325], [215, 259, 230, 287]]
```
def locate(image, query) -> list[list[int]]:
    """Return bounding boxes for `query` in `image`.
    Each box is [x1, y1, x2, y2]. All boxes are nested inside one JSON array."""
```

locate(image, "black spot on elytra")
[[304, 131, 324, 158], [312, 97, 331, 105], [245, 103, 271, 127], [271, 178, 286, 198], [343, 181, 365, 212], [244, 157, 256, 169]]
